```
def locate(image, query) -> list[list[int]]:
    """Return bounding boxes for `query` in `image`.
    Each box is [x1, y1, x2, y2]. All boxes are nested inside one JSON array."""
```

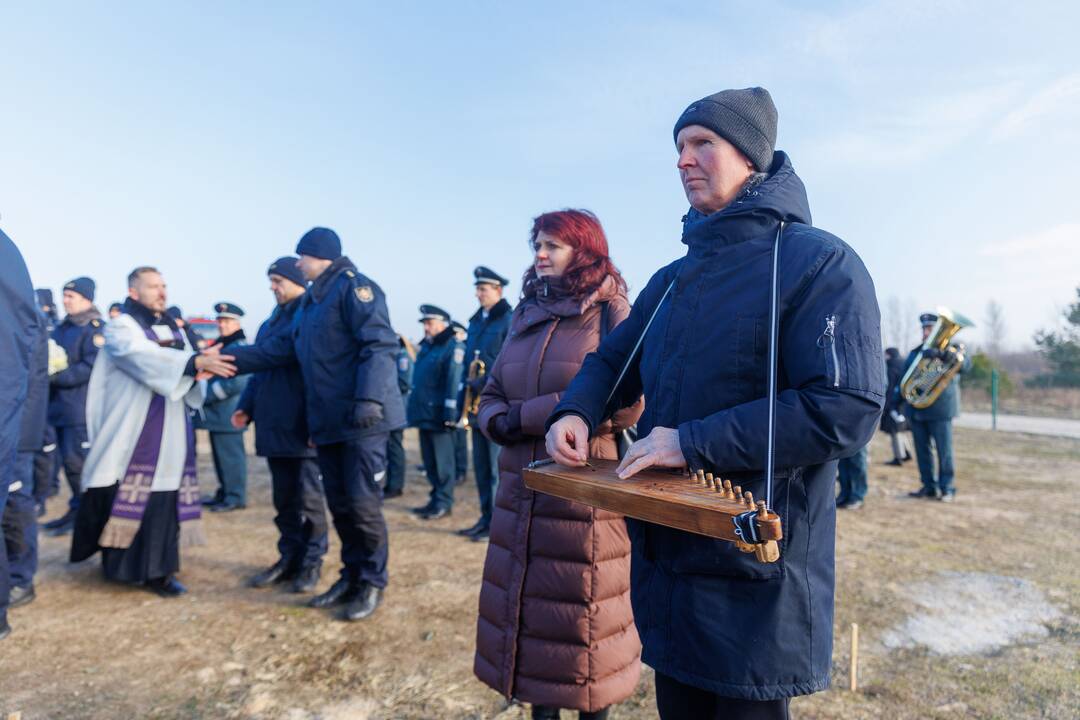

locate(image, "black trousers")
[[32, 424, 58, 504], [56, 424, 89, 511], [654, 672, 790, 720], [316, 434, 389, 588], [267, 457, 328, 571], [385, 428, 406, 494], [419, 429, 456, 510]]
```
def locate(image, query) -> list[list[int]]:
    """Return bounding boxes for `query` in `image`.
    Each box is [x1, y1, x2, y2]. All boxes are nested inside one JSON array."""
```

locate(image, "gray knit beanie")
[[673, 87, 778, 172]]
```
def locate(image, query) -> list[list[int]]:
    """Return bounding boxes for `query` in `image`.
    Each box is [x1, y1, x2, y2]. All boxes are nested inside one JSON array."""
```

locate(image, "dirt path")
[[1, 429, 1077, 719]]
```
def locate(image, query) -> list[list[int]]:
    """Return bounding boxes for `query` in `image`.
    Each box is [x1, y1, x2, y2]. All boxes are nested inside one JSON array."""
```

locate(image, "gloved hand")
[[488, 404, 523, 445], [923, 348, 943, 360], [352, 400, 384, 429]]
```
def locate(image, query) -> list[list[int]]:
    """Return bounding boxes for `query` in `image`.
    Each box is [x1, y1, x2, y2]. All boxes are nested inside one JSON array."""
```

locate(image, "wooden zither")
[[524, 458, 782, 563]]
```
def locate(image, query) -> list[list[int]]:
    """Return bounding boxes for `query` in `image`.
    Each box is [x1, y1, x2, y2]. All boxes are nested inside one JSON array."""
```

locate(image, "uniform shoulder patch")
[[93, 334, 106, 347], [91, 319, 102, 327], [355, 286, 374, 303], [345, 270, 356, 278]]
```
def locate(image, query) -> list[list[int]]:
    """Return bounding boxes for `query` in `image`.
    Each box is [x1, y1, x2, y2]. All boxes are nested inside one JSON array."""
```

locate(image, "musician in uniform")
[[42, 277, 105, 537], [407, 305, 465, 521], [456, 266, 513, 541], [545, 87, 884, 719], [904, 313, 970, 502], [197, 302, 250, 513]]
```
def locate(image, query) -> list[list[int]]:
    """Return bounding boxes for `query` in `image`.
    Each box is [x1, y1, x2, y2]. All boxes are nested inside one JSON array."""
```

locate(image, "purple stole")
[[98, 324, 206, 550]]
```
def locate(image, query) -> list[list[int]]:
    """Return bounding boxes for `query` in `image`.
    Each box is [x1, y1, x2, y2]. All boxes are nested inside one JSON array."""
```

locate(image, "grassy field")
[[1, 427, 1077, 719]]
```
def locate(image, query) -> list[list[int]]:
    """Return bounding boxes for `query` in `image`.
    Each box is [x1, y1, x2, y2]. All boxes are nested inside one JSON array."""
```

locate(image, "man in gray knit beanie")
[[672, 86, 779, 215]]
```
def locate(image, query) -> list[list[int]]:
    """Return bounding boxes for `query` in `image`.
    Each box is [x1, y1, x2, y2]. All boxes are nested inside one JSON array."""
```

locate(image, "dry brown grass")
[[1, 427, 1077, 719]]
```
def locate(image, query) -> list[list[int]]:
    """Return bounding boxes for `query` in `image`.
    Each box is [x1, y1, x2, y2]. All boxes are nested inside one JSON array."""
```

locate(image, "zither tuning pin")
[[705, 472, 715, 489], [721, 479, 734, 498], [732, 485, 743, 500], [743, 490, 754, 508]]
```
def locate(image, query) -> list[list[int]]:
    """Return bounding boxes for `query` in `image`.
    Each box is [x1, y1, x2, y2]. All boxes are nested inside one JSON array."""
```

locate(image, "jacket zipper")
[[818, 315, 840, 387]]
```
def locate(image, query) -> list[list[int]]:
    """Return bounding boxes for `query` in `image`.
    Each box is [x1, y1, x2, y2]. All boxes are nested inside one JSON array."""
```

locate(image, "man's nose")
[[677, 147, 694, 169]]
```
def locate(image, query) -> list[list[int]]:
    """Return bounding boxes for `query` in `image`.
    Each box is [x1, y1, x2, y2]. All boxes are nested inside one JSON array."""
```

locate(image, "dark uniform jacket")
[[550, 152, 885, 700], [237, 297, 315, 458], [902, 346, 970, 422], [0, 229, 38, 489], [195, 330, 250, 433], [458, 298, 513, 412], [230, 256, 405, 445], [880, 354, 909, 433], [19, 312, 50, 453], [407, 326, 465, 430], [48, 307, 104, 427], [396, 340, 415, 401]]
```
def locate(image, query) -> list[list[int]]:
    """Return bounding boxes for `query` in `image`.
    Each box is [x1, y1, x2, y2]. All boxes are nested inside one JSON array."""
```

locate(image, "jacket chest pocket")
[[666, 471, 794, 581], [735, 316, 767, 400], [817, 314, 884, 395]]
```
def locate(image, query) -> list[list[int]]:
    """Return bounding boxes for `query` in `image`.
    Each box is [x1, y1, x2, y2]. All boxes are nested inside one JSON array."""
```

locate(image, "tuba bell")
[[900, 306, 974, 409], [458, 350, 486, 428]]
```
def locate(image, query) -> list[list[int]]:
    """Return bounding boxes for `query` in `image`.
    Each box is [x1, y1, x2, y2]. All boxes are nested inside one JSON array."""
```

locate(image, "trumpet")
[[458, 350, 486, 428], [900, 306, 973, 409]]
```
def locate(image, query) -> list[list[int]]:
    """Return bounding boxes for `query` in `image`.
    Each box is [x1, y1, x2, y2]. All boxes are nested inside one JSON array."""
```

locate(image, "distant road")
[[956, 412, 1080, 440]]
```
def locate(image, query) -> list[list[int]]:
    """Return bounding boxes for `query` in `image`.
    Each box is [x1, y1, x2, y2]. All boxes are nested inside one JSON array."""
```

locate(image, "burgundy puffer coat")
[[473, 275, 643, 712]]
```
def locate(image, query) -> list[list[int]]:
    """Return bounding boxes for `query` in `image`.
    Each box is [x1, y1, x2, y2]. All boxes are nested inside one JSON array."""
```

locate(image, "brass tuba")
[[900, 306, 974, 409], [459, 350, 486, 428]]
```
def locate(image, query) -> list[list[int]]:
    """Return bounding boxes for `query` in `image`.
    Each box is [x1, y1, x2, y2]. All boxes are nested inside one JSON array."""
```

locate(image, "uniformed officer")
[[229, 227, 405, 621], [407, 306, 465, 521], [455, 266, 513, 541], [233, 258, 328, 593], [384, 334, 416, 499], [905, 312, 971, 502], [41, 277, 104, 537], [107, 302, 123, 319], [197, 302, 251, 512], [32, 289, 59, 517], [451, 320, 470, 487]]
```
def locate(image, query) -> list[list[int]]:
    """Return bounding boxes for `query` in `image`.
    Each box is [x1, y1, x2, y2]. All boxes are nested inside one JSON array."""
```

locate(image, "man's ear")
[[127, 287, 138, 301]]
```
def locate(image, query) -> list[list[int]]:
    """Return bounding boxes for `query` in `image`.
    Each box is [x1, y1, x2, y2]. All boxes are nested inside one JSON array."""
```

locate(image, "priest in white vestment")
[[71, 267, 237, 597]]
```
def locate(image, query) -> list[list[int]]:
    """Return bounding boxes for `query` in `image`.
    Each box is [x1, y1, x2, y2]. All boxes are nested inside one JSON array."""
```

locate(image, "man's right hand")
[[195, 352, 237, 380], [545, 414, 590, 467], [231, 410, 251, 429]]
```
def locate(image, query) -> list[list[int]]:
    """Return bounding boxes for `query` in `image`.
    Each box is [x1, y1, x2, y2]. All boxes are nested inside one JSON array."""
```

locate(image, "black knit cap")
[[267, 255, 306, 288], [64, 276, 96, 302], [673, 87, 778, 172], [296, 227, 342, 260]]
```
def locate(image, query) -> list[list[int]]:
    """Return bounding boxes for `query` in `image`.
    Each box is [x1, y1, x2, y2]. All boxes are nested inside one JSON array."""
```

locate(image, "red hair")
[[522, 209, 627, 299]]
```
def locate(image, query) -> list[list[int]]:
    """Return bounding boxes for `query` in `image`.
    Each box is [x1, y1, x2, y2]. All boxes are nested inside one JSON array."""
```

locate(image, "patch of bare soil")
[[1, 428, 1077, 719]]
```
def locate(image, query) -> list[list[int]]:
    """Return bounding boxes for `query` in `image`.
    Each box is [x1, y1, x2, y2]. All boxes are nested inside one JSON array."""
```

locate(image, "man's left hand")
[[615, 427, 686, 479]]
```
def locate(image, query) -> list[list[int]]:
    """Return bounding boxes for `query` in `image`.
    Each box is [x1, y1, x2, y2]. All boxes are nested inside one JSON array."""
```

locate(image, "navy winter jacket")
[[48, 307, 104, 427], [457, 298, 512, 411], [407, 326, 465, 430], [236, 297, 315, 458], [194, 331, 250, 433], [19, 312, 50, 453], [550, 152, 885, 700], [230, 257, 406, 445], [0, 229, 38, 489]]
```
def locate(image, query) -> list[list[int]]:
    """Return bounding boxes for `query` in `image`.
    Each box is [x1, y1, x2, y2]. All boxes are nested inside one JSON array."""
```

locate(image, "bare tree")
[[985, 300, 1007, 358], [883, 295, 905, 350]]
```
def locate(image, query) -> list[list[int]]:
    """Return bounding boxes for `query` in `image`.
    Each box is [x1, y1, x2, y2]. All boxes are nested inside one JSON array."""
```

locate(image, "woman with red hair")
[[473, 210, 643, 720]]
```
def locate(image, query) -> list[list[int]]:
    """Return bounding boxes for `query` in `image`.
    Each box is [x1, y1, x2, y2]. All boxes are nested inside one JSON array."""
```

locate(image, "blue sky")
[[3, 1, 1078, 352]]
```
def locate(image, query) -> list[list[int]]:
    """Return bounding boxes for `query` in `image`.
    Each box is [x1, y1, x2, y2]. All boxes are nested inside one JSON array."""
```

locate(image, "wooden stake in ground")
[[850, 623, 860, 692]]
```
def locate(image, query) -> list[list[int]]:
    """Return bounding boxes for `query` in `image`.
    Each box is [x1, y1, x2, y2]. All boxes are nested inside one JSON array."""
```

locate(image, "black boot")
[[42, 508, 77, 531], [0, 614, 10, 641], [148, 576, 187, 598], [290, 564, 321, 593], [9, 585, 36, 609], [343, 583, 383, 621], [248, 559, 294, 588], [309, 578, 358, 608], [580, 709, 610, 720], [531, 706, 561, 720]]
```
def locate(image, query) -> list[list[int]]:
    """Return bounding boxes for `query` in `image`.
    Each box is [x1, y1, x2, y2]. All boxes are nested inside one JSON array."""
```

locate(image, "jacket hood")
[[514, 275, 625, 333], [308, 256, 358, 303], [680, 151, 811, 252]]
